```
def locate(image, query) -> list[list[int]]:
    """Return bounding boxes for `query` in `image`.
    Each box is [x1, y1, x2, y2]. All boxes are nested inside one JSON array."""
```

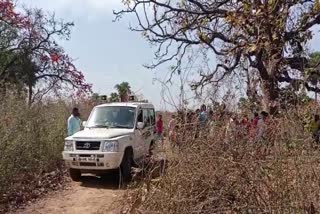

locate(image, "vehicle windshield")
[[86, 106, 136, 129]]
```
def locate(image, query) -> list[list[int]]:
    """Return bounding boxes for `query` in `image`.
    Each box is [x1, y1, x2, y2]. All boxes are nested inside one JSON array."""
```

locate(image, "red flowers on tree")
[[0, 0, 92, 103], [0, 0, 29, 27], [50, 54, 60, 63]]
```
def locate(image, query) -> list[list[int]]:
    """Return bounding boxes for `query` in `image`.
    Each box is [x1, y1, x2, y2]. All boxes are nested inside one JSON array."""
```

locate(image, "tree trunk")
[[28, 84, 33, 106], [261, 79, 278, 114], [0, 82, 6, 100], [120, 94, 128, 102]]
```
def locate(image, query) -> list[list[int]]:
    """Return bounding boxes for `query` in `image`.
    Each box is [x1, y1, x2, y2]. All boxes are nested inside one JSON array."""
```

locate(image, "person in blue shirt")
[[198, 104, 208, 138], [67, 107, 81, 136], [199, 104, 208, 125]]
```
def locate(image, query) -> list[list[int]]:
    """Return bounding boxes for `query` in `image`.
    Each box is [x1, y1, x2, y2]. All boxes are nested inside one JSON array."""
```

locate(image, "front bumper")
[[62, 151, 124, 170]]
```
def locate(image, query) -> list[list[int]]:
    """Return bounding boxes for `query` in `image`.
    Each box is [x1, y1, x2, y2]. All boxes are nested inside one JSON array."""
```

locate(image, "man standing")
[[198, 104, 208, 138], [156, 114, 164, 145], [168, 114, 177, 143], [252, 112, 259, 129], [199, 104, 208, 125], [68, 107, 81, 136]]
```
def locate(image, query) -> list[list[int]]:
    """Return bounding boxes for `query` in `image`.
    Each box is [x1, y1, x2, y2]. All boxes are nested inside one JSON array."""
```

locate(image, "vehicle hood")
[[69, 128, 134, 140]]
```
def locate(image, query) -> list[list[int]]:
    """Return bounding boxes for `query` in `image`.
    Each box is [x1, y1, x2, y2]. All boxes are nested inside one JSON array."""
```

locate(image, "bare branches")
[[116, 0, 320, 111]]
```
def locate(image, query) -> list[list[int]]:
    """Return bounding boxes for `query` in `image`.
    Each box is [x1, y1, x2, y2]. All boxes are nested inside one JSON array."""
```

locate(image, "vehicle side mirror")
[[137, 122, 144, 129], [82, 121, 87, 127]]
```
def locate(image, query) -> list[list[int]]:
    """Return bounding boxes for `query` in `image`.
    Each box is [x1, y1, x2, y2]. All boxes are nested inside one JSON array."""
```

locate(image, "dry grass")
[[123, 105, 320, 213], [0, 96, 93, 213]]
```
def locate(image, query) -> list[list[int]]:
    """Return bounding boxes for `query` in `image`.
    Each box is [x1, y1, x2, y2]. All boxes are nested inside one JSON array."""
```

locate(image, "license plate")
[[78, 157, 95, 161]]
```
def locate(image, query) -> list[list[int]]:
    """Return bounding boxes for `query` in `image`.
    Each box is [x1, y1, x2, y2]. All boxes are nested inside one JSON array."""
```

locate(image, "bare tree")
[[115, 0, 320, 113]]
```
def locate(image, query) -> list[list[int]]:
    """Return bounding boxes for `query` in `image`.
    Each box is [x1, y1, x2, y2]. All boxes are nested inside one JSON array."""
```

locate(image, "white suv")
[[62, 102, 156, 181]]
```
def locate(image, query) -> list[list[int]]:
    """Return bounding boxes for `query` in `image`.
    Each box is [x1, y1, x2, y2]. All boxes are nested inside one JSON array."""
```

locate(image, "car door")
[[142, 108, 154, 154], [149, 108, 156, 139], [134, 108, 144, 159]]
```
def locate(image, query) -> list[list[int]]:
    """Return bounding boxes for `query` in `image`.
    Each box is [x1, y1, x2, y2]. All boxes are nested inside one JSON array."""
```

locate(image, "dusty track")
[[10, 143, 168, 214], [12, 175, 124, 214]]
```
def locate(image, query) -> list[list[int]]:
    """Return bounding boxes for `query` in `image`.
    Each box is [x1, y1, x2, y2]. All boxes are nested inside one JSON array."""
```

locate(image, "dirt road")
[[13, 175, 124, 214], [10, 145, 167, 214]]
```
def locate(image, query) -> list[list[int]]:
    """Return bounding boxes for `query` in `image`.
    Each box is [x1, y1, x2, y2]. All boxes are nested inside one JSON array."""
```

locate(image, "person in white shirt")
[[168, 114, 177, 142], [67, 108, 81, 136]]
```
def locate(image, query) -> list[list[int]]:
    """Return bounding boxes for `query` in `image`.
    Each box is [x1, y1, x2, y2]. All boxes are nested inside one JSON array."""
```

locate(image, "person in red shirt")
[[249, 112, 260, 141], [156, 114, 164, 145], [240, 115, 250, 139], [252, 112, 259, 128]]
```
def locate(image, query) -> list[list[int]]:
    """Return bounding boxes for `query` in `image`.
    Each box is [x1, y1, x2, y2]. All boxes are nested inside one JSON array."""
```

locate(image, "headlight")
[[64, 140, 74, 151], [102, 141, 119, 152]]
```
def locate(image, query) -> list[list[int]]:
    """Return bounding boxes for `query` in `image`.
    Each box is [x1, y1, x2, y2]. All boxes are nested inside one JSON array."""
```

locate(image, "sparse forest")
[[0, 0, 92, 212], [114, 0, 320, 213], [2, 0, 320, 213]]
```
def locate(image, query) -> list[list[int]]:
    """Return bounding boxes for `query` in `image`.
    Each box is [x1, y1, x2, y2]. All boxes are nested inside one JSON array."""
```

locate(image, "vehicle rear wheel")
[[120, 149, 133, 182], [69, 168, 81, 182]]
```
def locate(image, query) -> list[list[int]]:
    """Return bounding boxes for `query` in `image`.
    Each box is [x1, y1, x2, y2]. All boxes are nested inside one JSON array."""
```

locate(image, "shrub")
[[123, 107, 320, 213], [0, 96, 94, 212]]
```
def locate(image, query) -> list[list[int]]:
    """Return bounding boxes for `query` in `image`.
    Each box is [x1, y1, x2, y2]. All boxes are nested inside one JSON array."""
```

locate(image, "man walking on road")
[[68, 107, 81, 136]]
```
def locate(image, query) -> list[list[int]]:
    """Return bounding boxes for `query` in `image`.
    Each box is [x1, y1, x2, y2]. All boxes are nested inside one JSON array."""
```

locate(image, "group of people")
[[223, 111, 270, 142], [153, 104, 211, 144], [154, 105, 272, 145], [67, 105, 271, 145]]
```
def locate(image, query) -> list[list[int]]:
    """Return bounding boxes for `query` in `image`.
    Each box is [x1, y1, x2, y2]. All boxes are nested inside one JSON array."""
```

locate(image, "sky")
[[23, 0, 185, 111], [22, 0, 320, 110]]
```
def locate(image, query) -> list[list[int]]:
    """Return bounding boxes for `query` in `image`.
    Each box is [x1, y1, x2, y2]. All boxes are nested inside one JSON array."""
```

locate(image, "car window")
[[149, 109, 155, 126], [137, 109, 143, 123], [143, 109, 151, 127], [86, 106, 135, 129]]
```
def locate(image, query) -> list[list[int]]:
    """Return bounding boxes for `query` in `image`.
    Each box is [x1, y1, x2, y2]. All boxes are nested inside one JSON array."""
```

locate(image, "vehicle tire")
[[120, 149, 133, 182], [69, 168, 81, 182]]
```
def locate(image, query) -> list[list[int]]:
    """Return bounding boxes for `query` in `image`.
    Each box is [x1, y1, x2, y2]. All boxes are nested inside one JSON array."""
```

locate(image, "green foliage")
[[115, 82, 131, 98], [114, 82, 131, 102], [109, 92, 120, 102], [0, 3, 91, 101], [91, 93, 100, 101]]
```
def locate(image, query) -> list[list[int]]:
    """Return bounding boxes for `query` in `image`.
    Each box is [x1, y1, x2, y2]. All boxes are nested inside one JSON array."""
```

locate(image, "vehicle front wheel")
[[69, 168, 81, 182], [120, 150, 133, 182]]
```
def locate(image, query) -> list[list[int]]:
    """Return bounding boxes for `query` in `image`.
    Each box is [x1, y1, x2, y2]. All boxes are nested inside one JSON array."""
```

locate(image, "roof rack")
[[128, 95, 149, 103]]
